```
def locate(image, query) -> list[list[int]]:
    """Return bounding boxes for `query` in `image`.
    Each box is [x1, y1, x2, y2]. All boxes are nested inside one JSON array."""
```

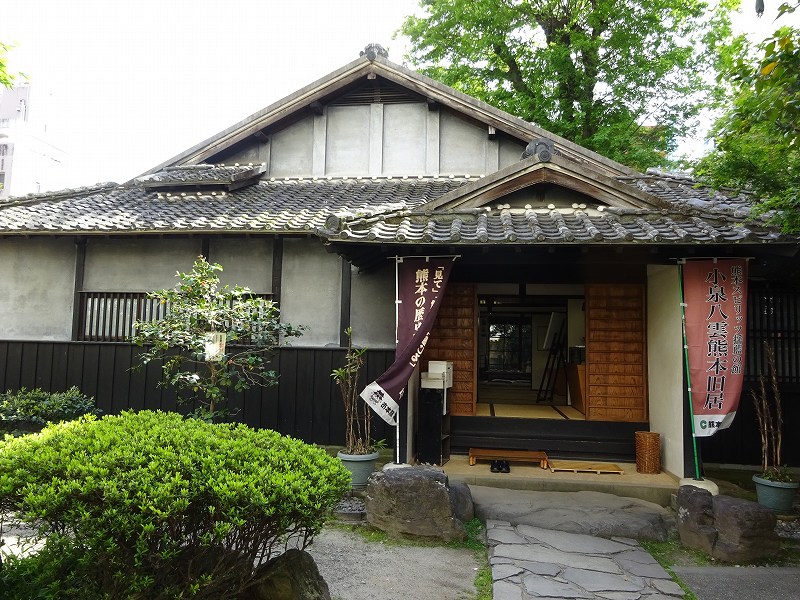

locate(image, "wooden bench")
[[468, 448, 549, 469]]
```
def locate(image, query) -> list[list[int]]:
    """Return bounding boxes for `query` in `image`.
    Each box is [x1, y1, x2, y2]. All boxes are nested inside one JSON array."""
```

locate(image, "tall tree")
[[1, 42, 17, 89], [400, 0, 737, 171], [695, 2, 800, 233]]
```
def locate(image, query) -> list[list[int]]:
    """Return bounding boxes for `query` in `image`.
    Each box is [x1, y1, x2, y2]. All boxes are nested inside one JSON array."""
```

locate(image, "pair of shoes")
[[490, 460, 511, 473]]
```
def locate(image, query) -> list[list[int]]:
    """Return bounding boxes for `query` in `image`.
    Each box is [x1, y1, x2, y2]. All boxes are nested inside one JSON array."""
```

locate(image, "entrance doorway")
[[476, 287, 586, 420]]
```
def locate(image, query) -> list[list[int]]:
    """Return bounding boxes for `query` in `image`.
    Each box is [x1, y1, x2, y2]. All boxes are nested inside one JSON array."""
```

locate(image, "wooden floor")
[[475, 403, 585, 420]]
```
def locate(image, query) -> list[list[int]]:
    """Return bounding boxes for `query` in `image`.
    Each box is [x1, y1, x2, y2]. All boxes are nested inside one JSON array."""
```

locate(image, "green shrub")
[[0, 410, 350, 599], [0, 387, 100, 433]]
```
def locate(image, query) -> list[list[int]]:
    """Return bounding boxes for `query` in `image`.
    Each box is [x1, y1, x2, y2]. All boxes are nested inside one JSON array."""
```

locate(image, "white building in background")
[[0, 83, 66, 199]]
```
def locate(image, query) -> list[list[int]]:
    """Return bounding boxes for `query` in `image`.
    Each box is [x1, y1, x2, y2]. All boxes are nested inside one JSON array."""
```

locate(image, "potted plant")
[[332, 328, 380, 489], [751, 342, 798, 512]]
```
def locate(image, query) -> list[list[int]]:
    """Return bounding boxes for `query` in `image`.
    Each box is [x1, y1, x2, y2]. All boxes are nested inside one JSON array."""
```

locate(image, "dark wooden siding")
[[700, 285, 800, 467], [0, 342, 395, 448]]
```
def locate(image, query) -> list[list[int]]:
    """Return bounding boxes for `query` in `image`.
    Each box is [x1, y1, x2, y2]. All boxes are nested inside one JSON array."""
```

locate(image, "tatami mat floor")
[[475, 403, 585, 420]]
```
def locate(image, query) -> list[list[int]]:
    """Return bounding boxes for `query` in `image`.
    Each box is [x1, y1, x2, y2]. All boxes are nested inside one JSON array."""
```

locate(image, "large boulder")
[[365, 465, 467, 542], [712, 495, 780, 563], [449, 480, 475, 523], [677, 485, 780, 563], [677, 485, 717, 555], [245, 549, 331, 600]]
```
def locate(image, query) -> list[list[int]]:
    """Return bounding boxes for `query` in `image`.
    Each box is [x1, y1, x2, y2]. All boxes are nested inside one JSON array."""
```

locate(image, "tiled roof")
[[138, 164, 266, 190], [0, 165, 793, 246], [324, 204, 780, 245], [0, 171, 473, 234], [322, 170, 790, 246]]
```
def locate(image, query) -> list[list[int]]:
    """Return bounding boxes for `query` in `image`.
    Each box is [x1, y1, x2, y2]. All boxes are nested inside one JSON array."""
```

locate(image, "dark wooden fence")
[[0, 341, 395, 448], [700, 285, 800, 467], [2, 285, 798, 466]]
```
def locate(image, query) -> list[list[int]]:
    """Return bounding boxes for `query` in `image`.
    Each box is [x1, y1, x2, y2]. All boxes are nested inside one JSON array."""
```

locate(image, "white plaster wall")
[[0, 238, 75, 340], [210, 238, 273, 293], [224, 101, 528, 179], [325, 106, 370, 175], [382, 103, 427, 175], [499, 137, 527, 169], [351, 263, 395, 348], [269, 116, 314, 177], [83, 238, 200, 291], [439, 111, 487, 175], [280, 238, 341, 346], [647, 264, 685, 478]]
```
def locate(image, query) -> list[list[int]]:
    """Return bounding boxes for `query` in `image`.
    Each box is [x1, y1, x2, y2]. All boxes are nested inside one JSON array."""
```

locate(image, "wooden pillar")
[[271, 237, 283, 306], [71, 237, 87, 341], [339, 259, 352, 347]]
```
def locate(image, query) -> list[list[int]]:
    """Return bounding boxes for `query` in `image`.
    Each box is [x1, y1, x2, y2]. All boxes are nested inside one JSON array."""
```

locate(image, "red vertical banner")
[[683, 259, 748, 437], [360, 257, 455, 425]]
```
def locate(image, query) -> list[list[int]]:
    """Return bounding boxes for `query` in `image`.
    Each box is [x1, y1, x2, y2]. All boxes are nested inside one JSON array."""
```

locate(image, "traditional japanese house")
[[1, 46, 798, 478]]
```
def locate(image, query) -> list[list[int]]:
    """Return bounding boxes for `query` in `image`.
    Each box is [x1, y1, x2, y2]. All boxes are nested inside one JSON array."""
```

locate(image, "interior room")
[[476, 284, 586, 420]]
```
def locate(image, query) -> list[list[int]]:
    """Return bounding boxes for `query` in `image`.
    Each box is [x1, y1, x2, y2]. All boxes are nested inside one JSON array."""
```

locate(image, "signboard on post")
[[360, 257, 455, 426], [683, 259, 748, 436]]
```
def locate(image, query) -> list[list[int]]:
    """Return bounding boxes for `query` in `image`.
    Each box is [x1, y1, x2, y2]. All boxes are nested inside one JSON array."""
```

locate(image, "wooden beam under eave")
[[310, 101, 324, 116]]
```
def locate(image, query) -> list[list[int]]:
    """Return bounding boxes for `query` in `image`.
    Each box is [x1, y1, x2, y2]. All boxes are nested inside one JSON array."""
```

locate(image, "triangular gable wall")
[[137, 54, 638, 182]]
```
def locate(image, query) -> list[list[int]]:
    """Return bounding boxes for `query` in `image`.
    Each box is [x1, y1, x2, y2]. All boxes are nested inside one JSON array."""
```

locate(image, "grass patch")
[[335, 518, 491, 599], [640, 537, 708, 600], [642, 533, 800, 600], [640, 537, 712, 569], [458, 518, 492, 600]]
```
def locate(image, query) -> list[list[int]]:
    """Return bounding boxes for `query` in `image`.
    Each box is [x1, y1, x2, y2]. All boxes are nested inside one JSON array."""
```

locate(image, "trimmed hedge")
[[0, 387, 100, 434], [0, 410, 350, 599]]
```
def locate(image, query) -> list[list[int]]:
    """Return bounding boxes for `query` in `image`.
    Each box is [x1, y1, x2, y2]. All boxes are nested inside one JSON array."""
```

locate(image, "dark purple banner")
[[360, 257, 455, 425]]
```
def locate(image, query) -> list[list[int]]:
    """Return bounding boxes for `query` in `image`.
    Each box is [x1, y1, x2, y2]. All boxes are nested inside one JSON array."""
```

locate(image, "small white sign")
[[203, 332, 227, 362], [360, 381, 400, 426]]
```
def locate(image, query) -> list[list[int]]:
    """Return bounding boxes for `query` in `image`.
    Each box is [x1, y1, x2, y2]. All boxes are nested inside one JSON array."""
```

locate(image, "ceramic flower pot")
[[752, 474, 799, 512], [337, 450, 380, 490]]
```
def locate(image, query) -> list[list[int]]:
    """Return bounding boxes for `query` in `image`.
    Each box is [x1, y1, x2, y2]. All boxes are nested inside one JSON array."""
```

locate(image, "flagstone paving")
[[487, 520, 684, 600]]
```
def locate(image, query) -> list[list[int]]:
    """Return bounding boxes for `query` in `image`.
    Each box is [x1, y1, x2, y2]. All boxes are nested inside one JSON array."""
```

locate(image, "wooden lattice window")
[[747, 287, 800, 383], [75, 292, 167, 342], [75, 291, 272, 342]]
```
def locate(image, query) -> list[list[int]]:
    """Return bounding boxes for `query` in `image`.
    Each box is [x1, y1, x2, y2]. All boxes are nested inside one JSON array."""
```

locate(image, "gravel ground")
[[307, 527, 481, 600]]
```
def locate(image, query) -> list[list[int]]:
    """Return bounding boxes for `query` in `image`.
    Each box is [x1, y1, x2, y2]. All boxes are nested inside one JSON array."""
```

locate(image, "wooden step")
[[469, 448, 549, 469], [548, 460, 624, 474]]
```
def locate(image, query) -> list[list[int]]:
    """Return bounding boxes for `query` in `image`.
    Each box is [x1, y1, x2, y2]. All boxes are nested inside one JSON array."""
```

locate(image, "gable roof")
[[139, 53, 637, 180], [0, 51, 796, 259], [0, 164, 791, 255], [318, 170, 785, 247], [418, 153, 668, 212]]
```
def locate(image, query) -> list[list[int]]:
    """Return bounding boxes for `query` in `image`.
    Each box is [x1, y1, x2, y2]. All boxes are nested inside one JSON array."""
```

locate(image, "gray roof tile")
[[0, 172, 473, 235], [0, 165, 794, 246]]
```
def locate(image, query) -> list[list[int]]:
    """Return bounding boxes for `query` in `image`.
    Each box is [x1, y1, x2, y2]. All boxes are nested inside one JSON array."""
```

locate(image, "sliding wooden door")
[[585, 284, 647, 422]]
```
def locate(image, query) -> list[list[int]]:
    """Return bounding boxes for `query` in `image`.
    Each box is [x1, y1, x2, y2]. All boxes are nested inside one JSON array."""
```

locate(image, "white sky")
[[1, 0, 420, 187], [1, 0, 795, 188]]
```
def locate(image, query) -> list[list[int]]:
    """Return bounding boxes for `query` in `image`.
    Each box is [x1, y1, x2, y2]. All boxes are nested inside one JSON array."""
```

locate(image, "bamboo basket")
[[635, 431, 661, 474]]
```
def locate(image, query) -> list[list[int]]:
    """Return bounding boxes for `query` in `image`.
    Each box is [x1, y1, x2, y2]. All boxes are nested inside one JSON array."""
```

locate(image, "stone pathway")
[[487, 520, 684, 600]]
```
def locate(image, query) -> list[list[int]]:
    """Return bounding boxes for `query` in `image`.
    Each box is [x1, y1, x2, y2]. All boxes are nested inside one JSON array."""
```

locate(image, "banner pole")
[[678, 262, 703, 480], [394, 256, 401, 464]]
